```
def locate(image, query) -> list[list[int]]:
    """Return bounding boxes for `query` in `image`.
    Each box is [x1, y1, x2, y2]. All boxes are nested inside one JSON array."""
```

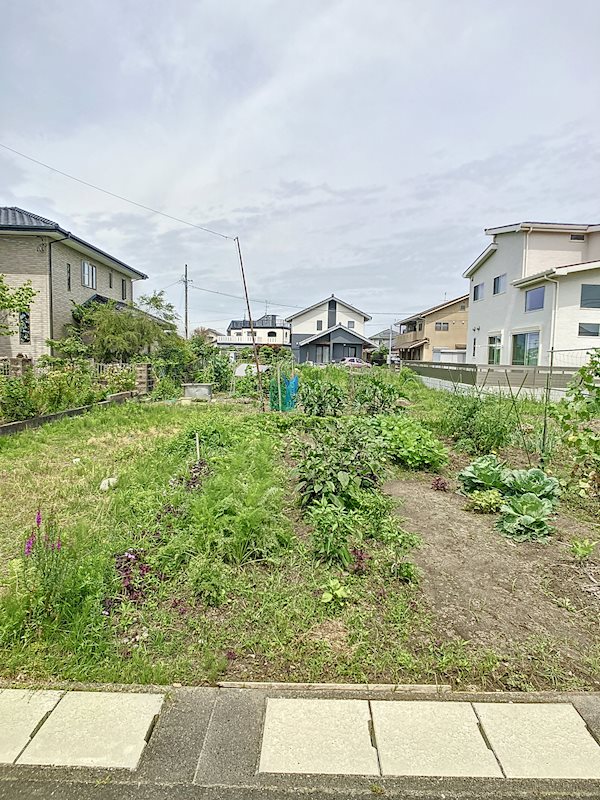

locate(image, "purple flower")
[[55, 538, 62, 551], [24, 533, 36, 557], [35, 510, 42, 529]]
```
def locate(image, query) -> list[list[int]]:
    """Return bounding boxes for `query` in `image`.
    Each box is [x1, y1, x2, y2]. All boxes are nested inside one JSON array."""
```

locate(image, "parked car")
[[339, 357, 371, 368]]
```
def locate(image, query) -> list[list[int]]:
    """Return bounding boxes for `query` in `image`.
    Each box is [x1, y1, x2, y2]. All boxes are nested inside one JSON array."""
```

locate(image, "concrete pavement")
[[1, 683, 600, 799]]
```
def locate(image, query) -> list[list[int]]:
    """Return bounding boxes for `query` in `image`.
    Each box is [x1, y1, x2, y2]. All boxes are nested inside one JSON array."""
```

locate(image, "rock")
[[99, 477, 118, 491]]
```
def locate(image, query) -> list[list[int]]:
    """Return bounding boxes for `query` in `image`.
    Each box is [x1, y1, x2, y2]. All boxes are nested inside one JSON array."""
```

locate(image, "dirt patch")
[[386, 479, 600, 667], [306, 619, 355, 656]]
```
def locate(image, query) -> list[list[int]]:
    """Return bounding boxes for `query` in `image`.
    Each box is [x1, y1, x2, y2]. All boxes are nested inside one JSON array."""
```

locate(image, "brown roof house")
[[395, 295, 469, 362], [0, 207, 147, 360]]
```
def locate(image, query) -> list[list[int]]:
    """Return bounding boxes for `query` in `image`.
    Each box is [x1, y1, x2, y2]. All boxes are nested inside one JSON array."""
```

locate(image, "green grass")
[[0, 380, 598, 690]]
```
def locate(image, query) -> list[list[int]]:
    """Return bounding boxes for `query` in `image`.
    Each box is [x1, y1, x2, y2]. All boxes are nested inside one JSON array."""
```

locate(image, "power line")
[[0, 142, 232, 240], [188, 282, 302, 309]]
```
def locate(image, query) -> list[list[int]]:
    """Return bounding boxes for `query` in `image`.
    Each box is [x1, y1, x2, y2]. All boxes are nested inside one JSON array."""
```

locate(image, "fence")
[[398, 360, 586, 400]]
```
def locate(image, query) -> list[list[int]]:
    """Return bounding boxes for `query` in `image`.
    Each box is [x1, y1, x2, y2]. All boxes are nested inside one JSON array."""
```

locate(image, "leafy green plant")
[[391, 560, 420, 584], [308, 499, 354, 567], [298, 377, 346, 416], [151, 375, 181, 400], [376, 415, 448, 471], [353, 373, 406, 414], [507, 468, 561, 505], [497, 493, 554, 541], [464, 489, 503, 513], [458, 454, 512, 494], [570, 538, 597, 562], [187, 555, 229, 606], [320, 578, 351, 607], [433, 391, 512, 454]]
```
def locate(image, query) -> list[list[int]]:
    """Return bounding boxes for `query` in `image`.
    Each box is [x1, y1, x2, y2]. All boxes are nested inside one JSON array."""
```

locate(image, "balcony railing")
[[396, 330, 425, 345]]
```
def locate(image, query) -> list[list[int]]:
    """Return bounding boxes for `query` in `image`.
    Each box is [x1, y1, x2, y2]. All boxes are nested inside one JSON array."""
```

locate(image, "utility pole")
[[388, 323, 393, 368], [234, 237, 265, 411], [184, 263, 189, 339]]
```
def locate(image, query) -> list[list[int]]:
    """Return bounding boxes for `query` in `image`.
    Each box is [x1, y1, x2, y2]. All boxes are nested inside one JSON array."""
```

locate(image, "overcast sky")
[[1, 0, 600, 334]]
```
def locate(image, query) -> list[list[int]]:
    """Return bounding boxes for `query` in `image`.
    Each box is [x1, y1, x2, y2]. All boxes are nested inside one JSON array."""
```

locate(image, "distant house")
[[464, 221, 600, 366], [396, 295, 469, 362], [0, 207, 147, 360], [371, 328, 396, 349], [286, 295, 373, 363], [215, 314, 291, 348]]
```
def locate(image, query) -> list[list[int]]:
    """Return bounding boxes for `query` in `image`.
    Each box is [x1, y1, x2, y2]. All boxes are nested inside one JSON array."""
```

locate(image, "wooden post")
[[277, 363, 282, 411]]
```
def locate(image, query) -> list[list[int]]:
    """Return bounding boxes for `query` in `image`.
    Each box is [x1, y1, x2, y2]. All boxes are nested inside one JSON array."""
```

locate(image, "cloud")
[[1, 0, 600, 337]]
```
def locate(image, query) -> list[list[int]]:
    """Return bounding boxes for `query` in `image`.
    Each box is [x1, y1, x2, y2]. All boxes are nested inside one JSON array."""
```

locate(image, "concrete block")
[[259, 698, 379, 775], [371, 700, 502, 777], [18, 691, 164, 769], [474, 702, 600, 779], [0, 689, 63, 764]]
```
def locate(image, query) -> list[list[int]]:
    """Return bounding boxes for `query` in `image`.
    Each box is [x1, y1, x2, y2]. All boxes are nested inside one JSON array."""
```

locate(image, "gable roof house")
[[0, 207, 148, 360], [464, 222, 600, 366], [286, 295, 373, 363], [395, 295, 469, 362]]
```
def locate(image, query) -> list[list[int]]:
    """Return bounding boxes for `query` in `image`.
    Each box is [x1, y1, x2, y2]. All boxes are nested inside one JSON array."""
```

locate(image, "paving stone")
[[370, 700, 502, 777], [259, 698, 379, 775], [474, 702, 600, 779], [0, 689, 63, 764], [18, 691, 164, 770]]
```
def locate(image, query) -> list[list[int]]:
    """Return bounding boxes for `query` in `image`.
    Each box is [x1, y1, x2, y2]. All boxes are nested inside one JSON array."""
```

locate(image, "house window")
[[267, 331, 276, 338], [579, 323, 600, 337], [109, 271, 113, 289], [488, 335, 501, 365], [316, 320, 323, 331], [435, 321, 449, 331], [348, 320, 355, 329], [581, 284, 600, 308], [473, 283, 484, 301], [472, 338, 476, 358], [570, 233, 585, 241], [417, 322, 423, 331], [81, 260, 96, 289], [493, 274, 507, 295], [121, 279, 127, 301], [67, 264, 71, 292], [315, 345, 330, 364], [19, 311, 31, 344], [512, 331, 540, 365], [525, 286, 545, 312], [460, 303, 466, 311], [235, 332, 242, 337]]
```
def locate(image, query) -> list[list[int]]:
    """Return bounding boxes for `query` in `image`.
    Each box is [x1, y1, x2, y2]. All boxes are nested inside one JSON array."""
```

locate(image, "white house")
[[215, 314, 291, 348], [463, 222, 600, 366], [286, 295, 373, 363]]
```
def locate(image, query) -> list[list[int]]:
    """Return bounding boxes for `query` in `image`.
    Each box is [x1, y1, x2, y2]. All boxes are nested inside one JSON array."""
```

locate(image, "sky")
[[1, 0, 600, 335]]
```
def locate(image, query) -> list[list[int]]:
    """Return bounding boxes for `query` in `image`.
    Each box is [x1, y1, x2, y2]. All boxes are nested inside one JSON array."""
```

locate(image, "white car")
[[339, 357, 371, 368]]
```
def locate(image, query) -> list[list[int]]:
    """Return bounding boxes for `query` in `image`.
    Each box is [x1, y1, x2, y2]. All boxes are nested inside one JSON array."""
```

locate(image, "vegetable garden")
[[0, 358, 598, 690]]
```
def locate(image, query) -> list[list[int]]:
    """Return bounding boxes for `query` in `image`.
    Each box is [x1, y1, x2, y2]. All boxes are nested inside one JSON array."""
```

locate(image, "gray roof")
[[0, 207, 59, 228], [297, 323, 375, 348], [0, 206, 148, 279], [286, 294, 372, 322]]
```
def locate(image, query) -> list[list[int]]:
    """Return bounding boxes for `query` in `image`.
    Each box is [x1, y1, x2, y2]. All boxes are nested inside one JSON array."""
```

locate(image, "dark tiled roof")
[[0, 206, 59, 229]]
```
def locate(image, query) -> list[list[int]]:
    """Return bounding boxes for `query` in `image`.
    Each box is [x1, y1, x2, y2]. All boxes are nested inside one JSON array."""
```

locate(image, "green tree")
[[136, 290, 179, 324], [0, 275, 37, 336]]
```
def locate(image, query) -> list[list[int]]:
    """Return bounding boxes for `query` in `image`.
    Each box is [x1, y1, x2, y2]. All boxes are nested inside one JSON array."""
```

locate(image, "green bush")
[[432, 391, 512, 453], [353, 373, 406, 415], [298, 377, 346, 416], [376, 415, 448, 471], [308, 499, 354, 567], [151, 375, 181, 400]]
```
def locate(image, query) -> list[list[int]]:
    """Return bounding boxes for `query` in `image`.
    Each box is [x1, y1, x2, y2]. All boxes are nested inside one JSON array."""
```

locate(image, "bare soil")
[[386, 477, 600, 684]]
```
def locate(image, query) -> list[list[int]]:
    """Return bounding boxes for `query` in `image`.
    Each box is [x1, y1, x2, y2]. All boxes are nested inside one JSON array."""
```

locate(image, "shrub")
[[151, 375, 181, 400], [376, 415, 448, 471], [435, 392, 512, 453], [464, 489, 503, 513], [497, 493, 554, 541], [353, 373, 406, 414], [507, 468, 561, 505], [0, 371, 38, 421], [458, 454, 512, 494]]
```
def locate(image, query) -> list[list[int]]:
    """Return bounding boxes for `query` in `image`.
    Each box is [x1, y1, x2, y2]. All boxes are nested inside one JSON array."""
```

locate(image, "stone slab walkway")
[[1, 684, 600, 800]]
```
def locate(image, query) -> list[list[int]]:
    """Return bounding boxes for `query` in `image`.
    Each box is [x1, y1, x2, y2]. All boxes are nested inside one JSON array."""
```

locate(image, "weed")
[[320, 578, 351, 608], [431, 476, 450, 491], [187, 555, 229, 606], [570, 538, 597, 562], [464, 489, 503, 514]]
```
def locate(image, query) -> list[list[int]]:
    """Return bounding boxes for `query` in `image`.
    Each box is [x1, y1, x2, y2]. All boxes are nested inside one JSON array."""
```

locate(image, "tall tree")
[[0, 275, 37, 336]]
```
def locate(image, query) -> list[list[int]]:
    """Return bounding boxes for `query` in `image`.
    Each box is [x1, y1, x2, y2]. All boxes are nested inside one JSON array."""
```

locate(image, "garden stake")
[[195, 432, 200, 462], [504, 370, 533, 467]]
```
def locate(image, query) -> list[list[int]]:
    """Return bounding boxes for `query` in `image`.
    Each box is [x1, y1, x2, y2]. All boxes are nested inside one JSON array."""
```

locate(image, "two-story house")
[[464, 222, 600, 366], [0, 207, 148, 360], [286, 295, 373, 363], [395, 295, 469, 362], [215, 314, 291, 348]]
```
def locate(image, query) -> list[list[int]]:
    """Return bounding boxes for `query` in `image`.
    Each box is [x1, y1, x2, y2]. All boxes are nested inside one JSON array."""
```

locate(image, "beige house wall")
[[0, 235, 51, 360], [0, 233, 135, 360], [421, 301, 469, 360], [50, 240, 133, 340]]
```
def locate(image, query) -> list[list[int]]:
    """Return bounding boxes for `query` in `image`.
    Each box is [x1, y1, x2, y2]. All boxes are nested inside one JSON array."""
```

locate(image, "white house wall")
[[553, 270, 600, 354], [291, 304, 366, 336], [526, 231, 587, 274]]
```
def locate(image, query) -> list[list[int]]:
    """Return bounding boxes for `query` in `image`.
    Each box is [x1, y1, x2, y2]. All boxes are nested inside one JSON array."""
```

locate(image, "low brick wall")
[[0, 392, 134, 437]]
